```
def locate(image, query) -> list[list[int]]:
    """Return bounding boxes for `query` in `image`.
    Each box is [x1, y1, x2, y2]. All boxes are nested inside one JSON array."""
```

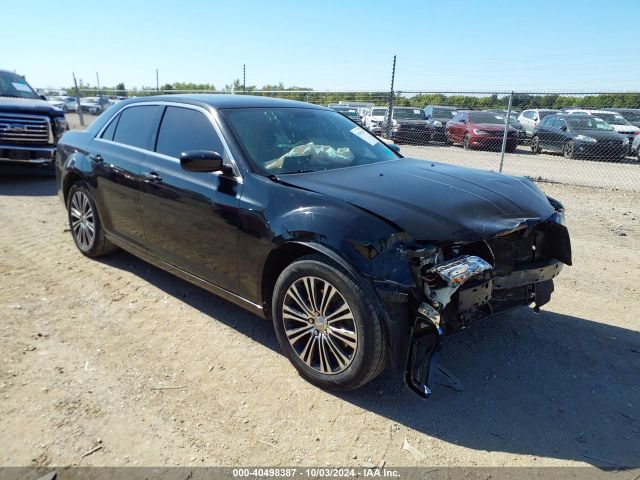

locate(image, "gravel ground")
[[0, 173, 639, 469]]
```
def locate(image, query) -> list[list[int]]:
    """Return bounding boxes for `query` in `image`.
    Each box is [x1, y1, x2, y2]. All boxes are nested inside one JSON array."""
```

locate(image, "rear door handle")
[[89, 153, 103, 162], [142, 171, 163, 182]]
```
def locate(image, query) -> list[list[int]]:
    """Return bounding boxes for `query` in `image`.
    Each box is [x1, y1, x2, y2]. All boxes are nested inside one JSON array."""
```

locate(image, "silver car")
[[518, 109, 559, 138]]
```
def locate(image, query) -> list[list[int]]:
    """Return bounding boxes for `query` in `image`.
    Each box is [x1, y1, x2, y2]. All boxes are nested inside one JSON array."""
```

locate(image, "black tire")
[[67, 181, 116, 257], [563, 140, 576, 159], [505, 143, 517, 153], [272, 254, 388, 392], [531, 135, 541, 154], [463, 133, 471, 150]]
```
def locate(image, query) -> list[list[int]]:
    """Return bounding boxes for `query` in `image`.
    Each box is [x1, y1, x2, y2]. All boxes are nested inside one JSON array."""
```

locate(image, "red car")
[[446, 111, 519, 152]]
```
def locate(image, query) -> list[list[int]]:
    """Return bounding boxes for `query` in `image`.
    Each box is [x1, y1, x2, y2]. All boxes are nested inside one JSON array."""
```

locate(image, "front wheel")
[[563, 140, 576, 159], [67, 181, 116, 257], [463, 133, 471, 150], [531, 136, 541, 154], [272, 254, 388, 392]]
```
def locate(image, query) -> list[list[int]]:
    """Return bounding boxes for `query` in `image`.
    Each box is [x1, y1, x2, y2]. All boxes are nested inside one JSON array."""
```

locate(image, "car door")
[[535, 116, 552, 149], [549, 118, 567, 152], [140, 104, 241, 292], [90, 104, 162, 248]]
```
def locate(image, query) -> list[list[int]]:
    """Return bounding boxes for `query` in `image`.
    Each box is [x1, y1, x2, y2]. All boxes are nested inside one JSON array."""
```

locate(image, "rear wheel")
[[272, 254, 388, 392], [67, 181, 116, 257], [531, 136, 541, 154]]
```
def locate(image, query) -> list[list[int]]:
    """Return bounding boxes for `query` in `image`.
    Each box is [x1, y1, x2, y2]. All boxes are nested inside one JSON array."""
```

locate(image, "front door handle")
[[142, 171, 163, 182], [89, 153, 103, 162]]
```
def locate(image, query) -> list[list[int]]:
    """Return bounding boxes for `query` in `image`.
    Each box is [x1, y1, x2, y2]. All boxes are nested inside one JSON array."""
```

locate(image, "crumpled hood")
[[0, 96, 64, 117], [279, 158, 555, 242]]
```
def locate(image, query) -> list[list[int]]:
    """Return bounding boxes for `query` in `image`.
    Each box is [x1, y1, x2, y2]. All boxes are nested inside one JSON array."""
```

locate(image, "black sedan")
[[531, 114, 629, 159], [55, 95, 571, 397]]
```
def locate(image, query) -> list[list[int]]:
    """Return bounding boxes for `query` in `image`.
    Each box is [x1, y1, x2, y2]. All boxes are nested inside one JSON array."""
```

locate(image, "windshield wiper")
[[279, 170, 316, 174]]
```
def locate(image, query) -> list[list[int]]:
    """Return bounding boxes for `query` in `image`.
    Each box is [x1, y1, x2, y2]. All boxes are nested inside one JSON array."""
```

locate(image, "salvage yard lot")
[[1, 170, 639, 467]]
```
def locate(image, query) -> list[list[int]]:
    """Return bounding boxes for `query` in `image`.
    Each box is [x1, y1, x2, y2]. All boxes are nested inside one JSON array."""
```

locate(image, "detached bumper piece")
[[406, 256, 492, 398]]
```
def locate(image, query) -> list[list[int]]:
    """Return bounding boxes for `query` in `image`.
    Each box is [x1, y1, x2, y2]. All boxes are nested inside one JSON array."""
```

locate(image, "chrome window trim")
[[95, 101, 242, 180]]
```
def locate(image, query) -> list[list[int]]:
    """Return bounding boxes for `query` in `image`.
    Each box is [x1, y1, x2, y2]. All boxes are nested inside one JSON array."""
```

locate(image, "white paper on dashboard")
[[350, 126, 378, 146]]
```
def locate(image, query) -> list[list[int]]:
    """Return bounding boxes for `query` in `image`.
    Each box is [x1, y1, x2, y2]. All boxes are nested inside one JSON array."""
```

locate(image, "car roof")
[[116, 94, 327, 110]]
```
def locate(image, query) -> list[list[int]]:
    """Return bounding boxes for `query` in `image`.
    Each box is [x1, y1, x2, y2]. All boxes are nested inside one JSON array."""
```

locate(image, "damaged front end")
[[404, 216, 572, 398]]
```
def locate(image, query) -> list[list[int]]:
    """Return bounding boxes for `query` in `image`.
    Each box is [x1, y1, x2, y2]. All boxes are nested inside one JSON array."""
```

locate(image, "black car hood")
[[279, 158, 555, 242], [571, 129, 624, 140], [0, 96, 63, 117]]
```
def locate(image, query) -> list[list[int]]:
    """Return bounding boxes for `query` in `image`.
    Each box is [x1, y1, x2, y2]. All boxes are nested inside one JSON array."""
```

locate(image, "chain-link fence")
[[43, 87, 640, 191]]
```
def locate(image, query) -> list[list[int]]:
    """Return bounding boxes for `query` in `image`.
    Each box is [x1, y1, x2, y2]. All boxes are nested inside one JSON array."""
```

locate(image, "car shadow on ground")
[[0, 173, 57, 196], [99, 249, 640, 468]]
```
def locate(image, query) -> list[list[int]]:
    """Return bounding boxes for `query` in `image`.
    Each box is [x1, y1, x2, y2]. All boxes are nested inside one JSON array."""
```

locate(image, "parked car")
[[423, 105, 458, 142], [517, 109, 559, 138], [80, 96, 112, 114], [0, 69, 67, 172], [630, 132, 640, 157], [564, 109, 640, 144], [381, 107, 430, 144], [55, 95, 571, 397], [485, 110, 526, 143], [330, 105, 363, 126], [531, 114, 629, 159], [364, 107, 387, 135], [445, 110, 519, 151], [601, 108, 640, 128], [47, 95, 78, 113]]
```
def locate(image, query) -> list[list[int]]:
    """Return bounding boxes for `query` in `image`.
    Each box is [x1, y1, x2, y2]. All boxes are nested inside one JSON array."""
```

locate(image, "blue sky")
[[2, 0, 639, 92]]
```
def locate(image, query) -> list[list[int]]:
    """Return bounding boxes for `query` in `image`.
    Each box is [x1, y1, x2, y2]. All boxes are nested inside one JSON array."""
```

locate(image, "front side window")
[[155, 107, 225, 159], [112, 105, 159, 149], [220, 107, 398, 175], [523, 111, 535, 119]]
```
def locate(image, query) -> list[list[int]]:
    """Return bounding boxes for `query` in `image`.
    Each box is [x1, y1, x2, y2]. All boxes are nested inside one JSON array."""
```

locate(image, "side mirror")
[[39, 94, 47, 101], [560, 125, 567, 132], [180, 150, 224, 173], [387, 143, 401, 154]]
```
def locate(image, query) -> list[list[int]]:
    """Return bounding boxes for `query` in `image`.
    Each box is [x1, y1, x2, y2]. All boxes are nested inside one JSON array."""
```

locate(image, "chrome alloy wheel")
[[69, 190, 95, 250], [282, 276, 358, 375]]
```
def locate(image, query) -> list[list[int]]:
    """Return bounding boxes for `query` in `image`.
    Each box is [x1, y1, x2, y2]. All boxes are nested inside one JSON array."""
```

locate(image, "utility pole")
[[156, 68, 159, 93], [243, 64, 246, 93], [73, 72, 85, 127], [499, 91, 514, 173], [386, 55, 397, 138], [96, 72, 101, 98]]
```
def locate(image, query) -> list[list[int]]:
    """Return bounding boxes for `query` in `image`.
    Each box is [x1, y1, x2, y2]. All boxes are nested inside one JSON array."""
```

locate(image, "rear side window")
[[112, 105, 159, 149], [155, 106, 225, 159], [101, 114, 119, 140]]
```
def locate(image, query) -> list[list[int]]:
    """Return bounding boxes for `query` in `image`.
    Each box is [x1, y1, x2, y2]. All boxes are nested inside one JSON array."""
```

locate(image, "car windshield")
[[469, 112, 505, 124], [393, 108, 426, 120], [566, 117, 614, 131], [221, 107, 398, 175], [371, 108, 387, 116], [0, 71, 39, 99], [432, 108, 457, 118], [591, 112, 630, 126], [617, 111, 640, 122]]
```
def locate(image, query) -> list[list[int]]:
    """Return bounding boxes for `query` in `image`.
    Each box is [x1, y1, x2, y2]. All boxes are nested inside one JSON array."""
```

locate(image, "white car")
[[364, 107, 387, 135], [517, 109, 559, 138], [564, 109, 640, 144], [631, 134, 640, 158]]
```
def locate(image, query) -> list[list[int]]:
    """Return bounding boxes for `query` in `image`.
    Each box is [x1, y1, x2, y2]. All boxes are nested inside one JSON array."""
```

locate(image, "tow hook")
[[405, 303, 443, 398]]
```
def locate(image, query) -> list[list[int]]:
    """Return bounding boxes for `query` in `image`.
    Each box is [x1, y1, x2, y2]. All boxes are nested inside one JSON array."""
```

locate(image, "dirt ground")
[[0, 173, 639, 469]]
